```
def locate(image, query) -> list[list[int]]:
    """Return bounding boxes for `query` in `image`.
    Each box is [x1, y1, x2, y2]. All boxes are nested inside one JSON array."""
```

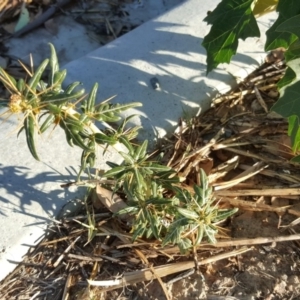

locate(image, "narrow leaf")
[[49, 43, 60, 86], [94, 133, 117, 145], [104, 166, 127, 178], [177, 207, 199, 219], [24, 59, 49, 98], [86, 83, 98, 113], [24, 114, 39, 160]]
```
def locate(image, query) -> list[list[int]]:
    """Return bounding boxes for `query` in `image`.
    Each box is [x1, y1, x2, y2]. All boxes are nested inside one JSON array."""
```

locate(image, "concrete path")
[[0, 0, 277, 281]]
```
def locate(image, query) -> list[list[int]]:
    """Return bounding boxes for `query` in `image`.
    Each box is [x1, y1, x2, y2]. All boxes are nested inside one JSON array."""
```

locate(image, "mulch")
[[1, 50, 300, 300]]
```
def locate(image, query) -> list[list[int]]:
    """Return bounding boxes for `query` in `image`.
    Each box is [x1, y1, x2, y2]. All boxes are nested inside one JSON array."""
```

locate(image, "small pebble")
[[150, 77, 160, 89]]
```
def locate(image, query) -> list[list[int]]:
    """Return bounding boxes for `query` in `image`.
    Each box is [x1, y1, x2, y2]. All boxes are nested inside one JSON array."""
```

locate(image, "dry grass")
[[1, 53, 300, 300]]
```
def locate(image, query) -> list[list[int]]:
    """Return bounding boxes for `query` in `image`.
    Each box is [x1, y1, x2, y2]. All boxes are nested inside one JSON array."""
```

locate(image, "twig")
[[215, 188, 300, 197], [254, 86, 268, 113], [53, 236, 80, 268], [87, 247, 251, 291], [11, 0, 73, 38]]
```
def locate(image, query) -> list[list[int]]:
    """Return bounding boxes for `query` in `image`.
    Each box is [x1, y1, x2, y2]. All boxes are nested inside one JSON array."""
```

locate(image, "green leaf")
[[147, 163, 171, 172], [115, 206, 139, 215], [276, 14, 300, 40], [0, 67, 18, 92], [265, 0, 300, 51], [119, 151, 135, 165], [86, 83, 98, 113], [94, 133, 117, 145], [52, 70, 67, 89], [132, 225, 146, 241], [65, 81, 82, 94], [145, 198, 174, 206], [177, 207, 199, 219], [204, 225, 217, 244], [194, 185, 205, 206], [288, 115, 300, 152], [101, 102, 142, 114], [134, 140, 148, 160], [15, 3, 29, 32], [49, 43, 60, 86], [291, 155, 300, 163], [145, 209, 159, 239], [214, 208, 238, 222], [202, 0, 260, 73], [42, 88, 85, 105], [104, 166, 127, 178], [194, 225, 204, 245], [133, 168, 146, 191], [277, 67, 296, 89], [24, 59, 49, 99], [271, 58, 300, 120], [119, 136, 134, 155], [17, 78, 25, 93], [24, 114, 39, 160], [39, 114, 55, 133], [177, 238, 192, 253]]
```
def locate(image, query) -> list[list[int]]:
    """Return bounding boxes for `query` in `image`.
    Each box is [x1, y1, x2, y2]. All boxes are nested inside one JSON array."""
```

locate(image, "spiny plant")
[[0, 44, 237, 251], [202, 0, 300, 160], [0, 44, 141, 178]]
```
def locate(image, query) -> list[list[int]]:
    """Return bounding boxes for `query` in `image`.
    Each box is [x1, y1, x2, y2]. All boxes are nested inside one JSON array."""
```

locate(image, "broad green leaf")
[[265, 0, 300, 51], [277, 67, 296, 89], [202, 0, 260, 73], [271, 58, 300, 120], [288, 115, 300, 152], [283, 40, 300, 63]]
